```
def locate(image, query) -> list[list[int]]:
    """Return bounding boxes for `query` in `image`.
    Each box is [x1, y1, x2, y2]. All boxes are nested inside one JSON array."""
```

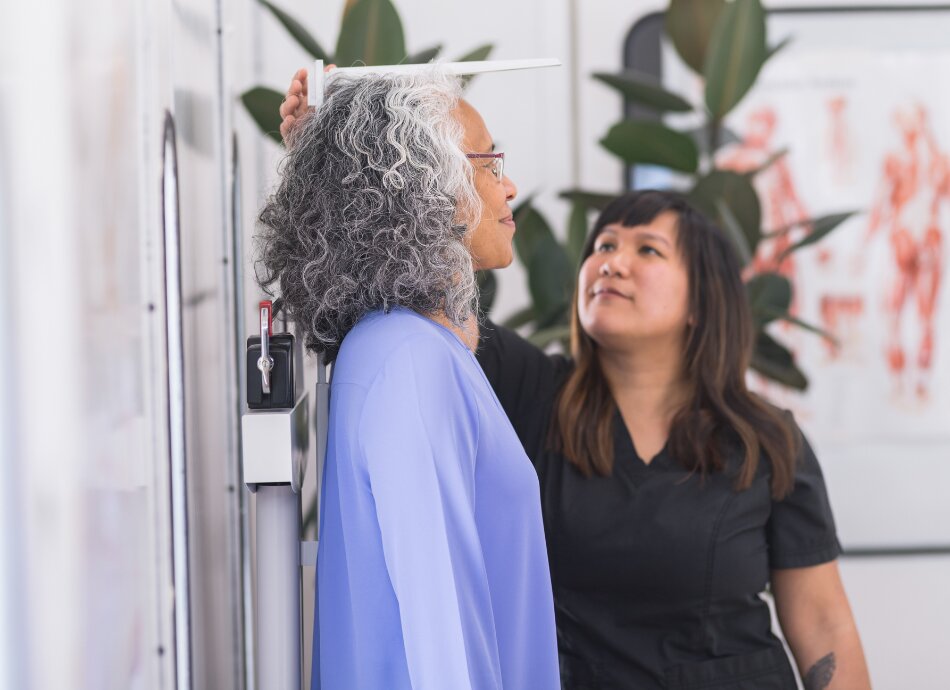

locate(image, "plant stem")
[[707, 117, 722, 159]]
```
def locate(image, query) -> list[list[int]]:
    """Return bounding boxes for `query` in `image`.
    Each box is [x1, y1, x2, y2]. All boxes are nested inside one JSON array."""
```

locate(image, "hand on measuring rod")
[[280, 64, 336, 144]]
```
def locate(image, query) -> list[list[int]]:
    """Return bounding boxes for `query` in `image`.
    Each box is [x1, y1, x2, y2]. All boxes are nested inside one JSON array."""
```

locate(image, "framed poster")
[[625, 6, 950, 552]]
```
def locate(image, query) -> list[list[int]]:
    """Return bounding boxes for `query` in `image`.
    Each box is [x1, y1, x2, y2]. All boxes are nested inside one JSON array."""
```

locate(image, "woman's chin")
[[475, 252, 513, 272], [580, 316, 631, 347]]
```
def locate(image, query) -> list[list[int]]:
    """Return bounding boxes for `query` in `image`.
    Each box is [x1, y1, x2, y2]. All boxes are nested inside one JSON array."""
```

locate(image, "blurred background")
[[1, 0, 948, 688]]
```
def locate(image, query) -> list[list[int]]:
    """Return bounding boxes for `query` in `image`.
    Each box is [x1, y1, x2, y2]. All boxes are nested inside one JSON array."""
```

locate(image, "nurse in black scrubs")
[[476, 191, 870, 689]]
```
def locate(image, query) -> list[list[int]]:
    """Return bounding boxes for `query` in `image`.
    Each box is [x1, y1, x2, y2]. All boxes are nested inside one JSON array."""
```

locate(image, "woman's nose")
[[601, 252, 631, 277], [503, 174, 517, 202]]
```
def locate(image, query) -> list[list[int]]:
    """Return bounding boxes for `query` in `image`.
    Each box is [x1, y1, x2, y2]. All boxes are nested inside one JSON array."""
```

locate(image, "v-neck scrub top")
[[476, 321, 841, 690], [312, 309, 560, 690]]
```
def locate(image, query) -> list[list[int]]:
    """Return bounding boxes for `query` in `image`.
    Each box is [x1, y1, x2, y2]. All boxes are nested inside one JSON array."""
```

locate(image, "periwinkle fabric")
[[312, 308, 559, 690]]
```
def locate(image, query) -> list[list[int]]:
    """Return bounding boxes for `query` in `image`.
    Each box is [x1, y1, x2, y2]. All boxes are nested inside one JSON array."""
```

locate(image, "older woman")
[[260, 71, 559, 690]]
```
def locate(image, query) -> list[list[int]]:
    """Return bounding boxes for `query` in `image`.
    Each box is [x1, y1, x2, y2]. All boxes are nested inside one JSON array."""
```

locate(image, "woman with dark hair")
[[476, 191, 870, 689], [279, 78, 869, 688], [264, 70, 559, 690]]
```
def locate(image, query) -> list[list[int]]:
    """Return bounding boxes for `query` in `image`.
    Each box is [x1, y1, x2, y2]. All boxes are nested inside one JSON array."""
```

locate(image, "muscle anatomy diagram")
[[719, 107, 813, 314], [867, 105, 948, 399]]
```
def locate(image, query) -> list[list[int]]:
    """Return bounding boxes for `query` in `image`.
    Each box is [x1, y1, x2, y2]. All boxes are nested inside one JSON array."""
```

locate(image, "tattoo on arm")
[[803, 652, 836, 690]]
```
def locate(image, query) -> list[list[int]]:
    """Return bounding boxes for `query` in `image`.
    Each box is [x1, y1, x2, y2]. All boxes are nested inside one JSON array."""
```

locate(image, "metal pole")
[[314, 354, 330, 535], [162, 111, 193, 690], [256, 485, 302, 690]]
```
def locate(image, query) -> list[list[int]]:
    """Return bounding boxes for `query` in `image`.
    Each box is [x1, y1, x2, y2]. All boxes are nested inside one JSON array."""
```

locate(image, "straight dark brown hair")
[[551, 190, 799, 498]]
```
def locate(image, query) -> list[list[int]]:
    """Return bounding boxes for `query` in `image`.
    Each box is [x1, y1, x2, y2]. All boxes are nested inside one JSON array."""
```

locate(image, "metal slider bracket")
[[258, 300, 274, 395], [242, 298, 309, 492]]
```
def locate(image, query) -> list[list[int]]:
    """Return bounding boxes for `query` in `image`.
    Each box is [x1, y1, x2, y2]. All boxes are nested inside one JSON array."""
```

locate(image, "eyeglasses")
[[466, 152, 505, 182]]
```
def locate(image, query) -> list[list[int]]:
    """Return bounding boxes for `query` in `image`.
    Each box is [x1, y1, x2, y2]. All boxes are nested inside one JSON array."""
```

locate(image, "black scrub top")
[[476, 321, 841, 690]]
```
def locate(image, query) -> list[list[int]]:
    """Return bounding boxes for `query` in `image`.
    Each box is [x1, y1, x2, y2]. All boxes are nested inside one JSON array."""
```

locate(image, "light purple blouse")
[[311, 308, 559, 690]]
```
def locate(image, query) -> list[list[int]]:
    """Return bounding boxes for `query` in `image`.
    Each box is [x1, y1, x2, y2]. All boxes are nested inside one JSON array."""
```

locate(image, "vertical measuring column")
[[255, 485, 302, 690], [242, 301, 310, 690]]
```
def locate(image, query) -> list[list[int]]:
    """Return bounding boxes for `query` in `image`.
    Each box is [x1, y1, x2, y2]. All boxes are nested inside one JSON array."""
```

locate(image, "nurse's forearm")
[[792, 621, 870, 690], [772, 563, 871, 690]]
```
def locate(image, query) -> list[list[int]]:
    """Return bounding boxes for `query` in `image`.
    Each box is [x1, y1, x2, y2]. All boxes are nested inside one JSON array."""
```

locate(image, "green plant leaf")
[[600, 120, 699, 173], [335, 0, 406, 67], [751, 331, 808, 390], [476, 270, 497, 314], [686, 124, 741, 155], [666, 0, 727, 75], [511, 200, 573, 324], [527, 323, 572, 349], [512, 197, 549, 265], [559, 189, 617, 212], [403, 44, 442, 64], [259, 0, 332, 61], [746, 272, 792, 327], [704, 0, 767, 119], [592, 70, 693, 113], [689, 170, 762, 255], [776, 211, 858, 261], [714, 199, 753, 265], [501, 306, 537, 330], [765, 36, 793, 64], [529, 238, 573, 324], [776, 312, 838, 345], [456, 43, 494, 86], [511, 200, 579, 326], [241, 87, 285, 145], [745, 148, 788, 178], [456, 43, 494, 62], [567, 202, 589, 269]]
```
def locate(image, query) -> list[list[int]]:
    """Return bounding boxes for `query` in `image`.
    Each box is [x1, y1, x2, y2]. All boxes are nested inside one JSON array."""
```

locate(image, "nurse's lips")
[[590, 282, 631, 300]]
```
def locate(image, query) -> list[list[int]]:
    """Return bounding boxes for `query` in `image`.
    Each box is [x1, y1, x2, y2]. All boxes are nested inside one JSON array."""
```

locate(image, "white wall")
[[0, 1, 179, 687]]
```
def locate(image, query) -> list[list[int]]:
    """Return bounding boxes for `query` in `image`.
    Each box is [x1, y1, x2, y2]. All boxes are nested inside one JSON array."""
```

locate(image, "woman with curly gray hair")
[[260, 70, 560, 690]]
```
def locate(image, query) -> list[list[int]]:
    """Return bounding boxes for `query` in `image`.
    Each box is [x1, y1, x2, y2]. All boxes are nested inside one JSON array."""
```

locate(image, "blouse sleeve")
[[358, 334, 502, 690], [767, 419, 842, 570]]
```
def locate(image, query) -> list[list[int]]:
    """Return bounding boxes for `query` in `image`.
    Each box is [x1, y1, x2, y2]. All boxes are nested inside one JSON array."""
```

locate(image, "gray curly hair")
[[257, 70, 481, 361]]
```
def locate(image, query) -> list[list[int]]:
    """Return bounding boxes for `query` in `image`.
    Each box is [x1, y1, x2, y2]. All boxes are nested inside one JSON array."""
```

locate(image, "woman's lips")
[[500, 215, 515, 229], [591, 286, 630, 300]]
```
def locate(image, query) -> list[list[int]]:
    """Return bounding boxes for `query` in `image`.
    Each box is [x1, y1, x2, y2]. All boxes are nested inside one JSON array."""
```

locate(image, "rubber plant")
[[508, 0, 855, 390], [241, 0, 493, 145]]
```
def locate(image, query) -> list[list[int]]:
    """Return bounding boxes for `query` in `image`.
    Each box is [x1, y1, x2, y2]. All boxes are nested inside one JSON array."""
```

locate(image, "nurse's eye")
[[639, 244, 662, 257], [594, 242, 616, 253]]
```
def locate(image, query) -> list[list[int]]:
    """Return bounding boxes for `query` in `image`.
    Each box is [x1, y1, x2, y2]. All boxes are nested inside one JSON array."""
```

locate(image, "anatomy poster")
[[661, 35, 950, 548], [722, 51, 950, 427]]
